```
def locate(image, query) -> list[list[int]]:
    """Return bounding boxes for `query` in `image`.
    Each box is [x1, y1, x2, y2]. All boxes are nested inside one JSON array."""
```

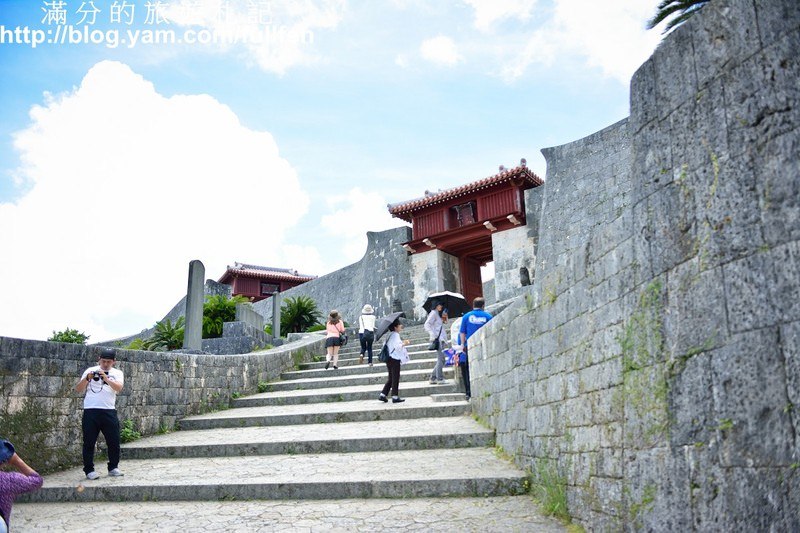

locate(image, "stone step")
[[14, 496, 567, 532], [181, 397, 467, 429], [232, 380, 461, 407], [283, 357, 446, 379], [122, 416, 492, 459], [263, 367, 455, 392], [24, 448, 526, 503], [336, 341, 435, 357]]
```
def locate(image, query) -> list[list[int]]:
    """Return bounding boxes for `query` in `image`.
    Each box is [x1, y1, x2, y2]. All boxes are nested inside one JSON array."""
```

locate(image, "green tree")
[[48, 328, 90, 344], [647, 0, 709, 34], [202, 294, 248, 338], [142, 317, 185, 351], [278, 296, 323, 337]]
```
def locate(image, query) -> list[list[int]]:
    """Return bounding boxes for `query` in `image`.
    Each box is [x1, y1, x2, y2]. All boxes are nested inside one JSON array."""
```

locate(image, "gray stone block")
[[652, 16, 700, 122], [756, 129, 800, 247], [710, 328, 794, 466], [664, 260, 727, 357], [692, 0, 761, 89], [780, 321, 800, 450], [668, 352, 714, 447], [755, 0, 800, 47], [723, 251, 779, 333]]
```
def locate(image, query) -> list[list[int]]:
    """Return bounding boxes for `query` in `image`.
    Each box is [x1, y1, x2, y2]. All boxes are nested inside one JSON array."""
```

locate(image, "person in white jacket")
[[379, 318, 410, 403], [424, 300, 448, 384], [358, 304, 377, 365]]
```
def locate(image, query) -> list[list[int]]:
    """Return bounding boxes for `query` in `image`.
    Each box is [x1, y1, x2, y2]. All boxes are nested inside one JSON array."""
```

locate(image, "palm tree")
[[279, 296, 323, 336], [143, 317, 185, 351], [647, 0, 709, 34]]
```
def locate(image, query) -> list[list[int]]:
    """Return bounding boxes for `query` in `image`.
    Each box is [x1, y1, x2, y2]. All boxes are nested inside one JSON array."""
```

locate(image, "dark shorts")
[[325, 337, 342, 347]]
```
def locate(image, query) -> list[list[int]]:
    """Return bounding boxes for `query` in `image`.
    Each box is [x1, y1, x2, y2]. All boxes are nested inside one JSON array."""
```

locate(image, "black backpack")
[[378, 343, 391, 363]]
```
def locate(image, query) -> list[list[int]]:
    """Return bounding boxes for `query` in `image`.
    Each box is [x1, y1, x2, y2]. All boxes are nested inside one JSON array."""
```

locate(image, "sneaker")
[[437, 380, 447, 384], [333, 366, 338, 370], [86, 471, 100, 480], [108, 468, 124, 477], [392, 397, 405, 403], [379, 394, 388, 403], [325, 362, 330, 370], [465, 395, 471, 401], [429, 380, 437, 385], [369, 363, 373, 367], [359, 355, 364, 364]]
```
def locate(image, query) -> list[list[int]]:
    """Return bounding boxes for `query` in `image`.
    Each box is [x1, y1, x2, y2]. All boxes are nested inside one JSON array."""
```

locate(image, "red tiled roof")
[[218, 263, 316, 284], [388, 164, 543, 219]]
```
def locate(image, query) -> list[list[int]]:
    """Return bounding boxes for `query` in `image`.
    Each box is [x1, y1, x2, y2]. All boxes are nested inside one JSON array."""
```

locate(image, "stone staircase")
[[20, 324, 537, 512]]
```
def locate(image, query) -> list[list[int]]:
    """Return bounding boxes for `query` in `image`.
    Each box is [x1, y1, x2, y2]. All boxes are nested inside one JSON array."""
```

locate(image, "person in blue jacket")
[[458, 297, 492, 401]]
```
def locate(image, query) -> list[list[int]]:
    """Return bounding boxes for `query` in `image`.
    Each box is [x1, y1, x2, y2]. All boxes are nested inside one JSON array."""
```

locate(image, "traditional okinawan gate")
[[388, 160, 543, 316]]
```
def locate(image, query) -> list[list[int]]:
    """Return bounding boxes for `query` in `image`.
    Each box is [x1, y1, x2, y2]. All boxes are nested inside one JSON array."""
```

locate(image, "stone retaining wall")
[[254, 226, 414, 325], [0, 334, 326, 473], [469, 1, 800, 530]]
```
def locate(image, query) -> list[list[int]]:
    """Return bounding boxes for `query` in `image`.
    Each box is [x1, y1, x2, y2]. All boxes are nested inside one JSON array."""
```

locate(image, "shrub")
[[142, 317, 185, 351], [119, 419, 141, 443], [279, 296, 323, 336], [48, 328, 90, 344], [203, 294, 248, 338]]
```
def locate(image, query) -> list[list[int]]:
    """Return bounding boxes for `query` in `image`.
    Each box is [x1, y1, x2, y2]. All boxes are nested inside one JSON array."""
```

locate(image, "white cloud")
[[0, 61, 309, 341], [499, 0, 660, 83], [419, 35, 463, 67], [394, 53, 410, 68], [165, 0, 346, 75], [320, 187, 401, 265], [464, 0, 538, 32]]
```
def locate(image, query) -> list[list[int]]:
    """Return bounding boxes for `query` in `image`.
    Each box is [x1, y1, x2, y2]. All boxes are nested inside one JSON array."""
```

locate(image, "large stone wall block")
[[630, 59, 657, 134], [692, 0, 760, 89], [632, 118, 674, 204], [625, 448, 692, 533], [669, 80, 730, 176], [781, 321, 800, 450], [724, 32, 800, 161], [664, 260, 728, 357], [769, 241, 800, 323], [622, 363, 669, 450], [722, 250, 780, 333], [710, 328, 794, 467], [653, 17, 700, 122], [667, 352, 714, 447], [647, 183, 698, 276], [755, 0, 800, 48], [756, 129, 800, 246]]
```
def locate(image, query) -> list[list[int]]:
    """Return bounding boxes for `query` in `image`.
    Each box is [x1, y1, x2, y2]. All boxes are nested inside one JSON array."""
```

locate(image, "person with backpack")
[[324, 310, 346, 370], [458, 297, 492, 401], [378, 318, 410, 403], [358, 304, 376, 365], [425, 300, 448, 384]]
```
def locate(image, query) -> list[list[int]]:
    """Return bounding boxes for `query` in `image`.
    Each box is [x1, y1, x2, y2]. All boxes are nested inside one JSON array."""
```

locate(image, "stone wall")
[[492, 224, 537, 302], [255, 226, 415, 325], [0, 334, 326, 473], [469, 1, 799, 530], [410, 249, 461, 320]]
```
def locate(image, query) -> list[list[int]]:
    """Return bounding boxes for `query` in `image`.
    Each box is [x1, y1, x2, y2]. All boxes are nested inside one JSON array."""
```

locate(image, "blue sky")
[[0, 0, 663, 341]]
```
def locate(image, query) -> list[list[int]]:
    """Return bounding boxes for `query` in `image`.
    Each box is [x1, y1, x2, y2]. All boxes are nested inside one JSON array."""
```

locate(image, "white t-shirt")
[[359, 314, 376, 333], [81, 366, 124, 410]]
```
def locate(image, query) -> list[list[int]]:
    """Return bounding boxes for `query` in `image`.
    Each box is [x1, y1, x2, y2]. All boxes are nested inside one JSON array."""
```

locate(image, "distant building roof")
[[218, 262, 317, 284], [387, 163, 543, 222]]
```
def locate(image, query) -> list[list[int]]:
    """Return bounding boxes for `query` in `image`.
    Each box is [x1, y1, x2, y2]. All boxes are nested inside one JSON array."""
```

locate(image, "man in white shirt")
[[75, 347, 125, 480]]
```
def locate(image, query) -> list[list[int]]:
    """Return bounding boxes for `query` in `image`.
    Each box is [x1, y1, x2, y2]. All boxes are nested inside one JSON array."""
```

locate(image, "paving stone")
[[14, 496, 567, 533]]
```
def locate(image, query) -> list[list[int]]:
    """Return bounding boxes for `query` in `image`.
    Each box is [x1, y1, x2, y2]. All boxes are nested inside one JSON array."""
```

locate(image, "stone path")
[[14, 324, 566, 531]]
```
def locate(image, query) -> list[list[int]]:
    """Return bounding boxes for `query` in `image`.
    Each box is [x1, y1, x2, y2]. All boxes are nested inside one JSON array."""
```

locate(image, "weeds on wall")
[[530, 457, 570, 521], [119, 419, 142, 443], [0, 397, 71, 473]]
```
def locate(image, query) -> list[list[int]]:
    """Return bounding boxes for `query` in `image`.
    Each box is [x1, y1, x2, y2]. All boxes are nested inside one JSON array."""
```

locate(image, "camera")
[[92, 370, 104, 381]]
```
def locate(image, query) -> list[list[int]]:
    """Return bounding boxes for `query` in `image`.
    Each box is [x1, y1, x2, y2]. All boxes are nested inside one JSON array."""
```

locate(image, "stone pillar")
[[272, 291, 281, 339], [183, 260, 205, 351], [492, 225, 537, 302], [410, 249, 461, 321]]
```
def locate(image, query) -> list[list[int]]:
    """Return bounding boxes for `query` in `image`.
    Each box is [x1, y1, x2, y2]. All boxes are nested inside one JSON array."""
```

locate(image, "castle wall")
[[470, 0, 800, 530]]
